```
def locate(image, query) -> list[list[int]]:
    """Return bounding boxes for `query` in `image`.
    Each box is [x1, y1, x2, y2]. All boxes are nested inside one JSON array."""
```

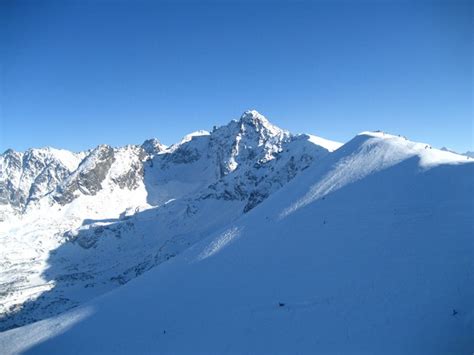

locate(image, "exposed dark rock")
[[54, 145, 115, 205]]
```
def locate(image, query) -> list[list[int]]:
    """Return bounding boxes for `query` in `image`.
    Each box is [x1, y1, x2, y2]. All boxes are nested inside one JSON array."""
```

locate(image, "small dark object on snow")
[[163, 330, 166, 334], [279, 302, 285, 307], [452, 309, 458, 316]]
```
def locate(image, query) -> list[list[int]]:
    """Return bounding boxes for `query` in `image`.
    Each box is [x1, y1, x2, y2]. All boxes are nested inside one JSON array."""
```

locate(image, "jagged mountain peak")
[[0, 149, 22, 165], [196, 111, 291, 175], [0, 146, 85, 210], [1, 148, 16, 156], [160, 111, 286, 156], [141, 138, 167, 155], [213, 110, 289, 146], [53, 145, 116, 205], [1, 146, 83, 167], [236, 110, 286, 136], [239, 109, 267, 123]]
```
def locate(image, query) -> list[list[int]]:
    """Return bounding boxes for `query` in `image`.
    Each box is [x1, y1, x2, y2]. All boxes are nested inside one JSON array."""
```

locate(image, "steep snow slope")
[[1, 132, 471, 354], [0, 111, 341, 331]]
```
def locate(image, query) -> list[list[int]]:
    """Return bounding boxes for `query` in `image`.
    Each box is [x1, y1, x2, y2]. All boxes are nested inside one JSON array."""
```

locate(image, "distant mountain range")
[[0, 111, 472, 354]]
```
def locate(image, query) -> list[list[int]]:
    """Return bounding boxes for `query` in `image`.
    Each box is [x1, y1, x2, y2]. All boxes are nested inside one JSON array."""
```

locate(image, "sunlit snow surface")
[[0, 306, 94, 354], [1, 128, 472, 354], [197, 226, 242, 261], [280, 132, 469, 218], [0, 111, 340, 333]]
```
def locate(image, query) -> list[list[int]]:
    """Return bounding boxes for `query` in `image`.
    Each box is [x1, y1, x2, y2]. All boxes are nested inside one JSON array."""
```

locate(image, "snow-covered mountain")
[[441, 146, 474, 159], [0, 148, 86, 217], [1, 128, 472, 354], [0, 110, 342, 332]]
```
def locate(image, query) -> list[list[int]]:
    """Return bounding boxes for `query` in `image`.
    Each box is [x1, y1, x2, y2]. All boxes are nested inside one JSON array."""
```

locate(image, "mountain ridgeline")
[[0, 111, 335, 216], [0, 111, 472, 354], [0, 111, 341, 331]]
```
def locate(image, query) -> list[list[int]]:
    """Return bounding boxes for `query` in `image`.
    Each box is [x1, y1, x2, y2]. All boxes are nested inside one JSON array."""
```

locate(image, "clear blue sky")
[[1, 0, 472, 153]]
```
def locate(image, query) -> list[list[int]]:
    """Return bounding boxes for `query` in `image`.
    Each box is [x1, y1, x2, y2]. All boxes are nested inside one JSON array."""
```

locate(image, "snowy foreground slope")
[[0, 111, 341, 330], [1, 131, 472, 354]]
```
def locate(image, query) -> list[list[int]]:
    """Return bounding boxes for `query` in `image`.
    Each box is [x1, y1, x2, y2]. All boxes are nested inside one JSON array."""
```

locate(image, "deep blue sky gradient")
[[1, 0, 472, 152]]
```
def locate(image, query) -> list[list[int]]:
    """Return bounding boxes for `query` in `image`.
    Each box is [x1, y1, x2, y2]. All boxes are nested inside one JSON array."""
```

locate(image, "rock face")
[[54, 145, 116, 205], [0, 138, 168, 212], [141, 138, 167, 156], [0, 110, 342, 331], [146, 110, 334, 210], [0, 148, 85, 212]]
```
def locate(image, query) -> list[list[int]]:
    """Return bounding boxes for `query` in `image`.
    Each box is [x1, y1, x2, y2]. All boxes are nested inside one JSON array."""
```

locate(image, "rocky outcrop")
[[54, 145, 116, 205], [0, 148, 84, 211]]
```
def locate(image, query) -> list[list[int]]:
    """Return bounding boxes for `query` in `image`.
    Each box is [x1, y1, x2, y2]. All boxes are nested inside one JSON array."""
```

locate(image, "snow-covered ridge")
[[281, 131, 473, 219], [0, 147, 86, 213], [356, 131, 472, 167], [305, 134, 343, 152], [1, 119, 472, 354], [177, 130, 211, 146], [0, 110, 341, 331], [441, 146, 474, 158], [1, 111, 471, 352]]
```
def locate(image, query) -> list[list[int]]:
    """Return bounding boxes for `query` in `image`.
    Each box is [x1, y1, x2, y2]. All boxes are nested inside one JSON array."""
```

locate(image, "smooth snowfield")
[[1, 133, 472, 354]]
